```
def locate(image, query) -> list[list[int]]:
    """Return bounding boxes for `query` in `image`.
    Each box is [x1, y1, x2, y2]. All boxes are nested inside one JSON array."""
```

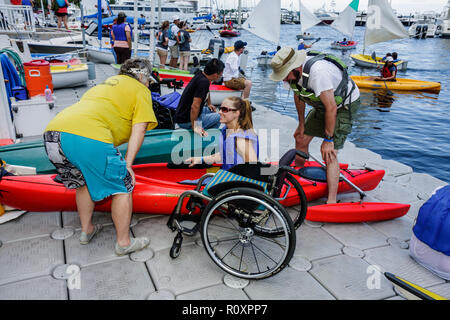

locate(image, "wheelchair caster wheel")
[[170, 233, 183, 259]]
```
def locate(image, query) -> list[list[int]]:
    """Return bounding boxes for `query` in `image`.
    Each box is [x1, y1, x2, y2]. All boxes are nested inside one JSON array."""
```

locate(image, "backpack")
[[167, 24, 177, 41], [177, 30, 186, 44], [151, 93, 175, 130]]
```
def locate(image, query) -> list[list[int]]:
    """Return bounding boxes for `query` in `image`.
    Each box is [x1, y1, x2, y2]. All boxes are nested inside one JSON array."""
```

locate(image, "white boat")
[[408, 12, 439, 38], [329, 0, 359, 50], [298, 0, 322, 41], [351, 0, 408, 69], [51, 63, 89, 89], [438, 1, 450, 38], [243, 0, 281, 68]]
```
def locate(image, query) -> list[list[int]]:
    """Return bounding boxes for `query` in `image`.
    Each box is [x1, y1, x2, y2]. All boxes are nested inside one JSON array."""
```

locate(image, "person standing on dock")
[[155, 20, 170, 67], [168, 15, 181, 68], [223, 40, 252, 100], [52, 0, 69, 29], [270, 47, 360, 204], [111, 12, 132, 64], [21, 0, 34, 30], [43, 58, 157, 256], [177, 21, 192, 71]]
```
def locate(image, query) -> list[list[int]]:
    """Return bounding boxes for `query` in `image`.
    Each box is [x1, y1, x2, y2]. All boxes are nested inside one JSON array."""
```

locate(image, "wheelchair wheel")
[[200, 187, 296, 280], [252, 172, 307, 237]]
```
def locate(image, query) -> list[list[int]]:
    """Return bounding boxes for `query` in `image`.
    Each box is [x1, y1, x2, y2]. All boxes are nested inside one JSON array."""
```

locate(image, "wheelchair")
[[166, 149, 309, 280]]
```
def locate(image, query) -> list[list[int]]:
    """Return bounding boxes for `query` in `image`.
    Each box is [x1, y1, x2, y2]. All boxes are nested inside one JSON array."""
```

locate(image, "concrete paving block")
[[0, 276, 68, 300], [244, 267, 335, 300], [309, 254, 395, 300], [64, 224, 125, 267], [146, 244, 224, 296], [295, 224, 342, 261], [62, 211, 114, 230], [322, 223, 387, 250], [369, 181, 419, 203], [368, 216, 414, 241], [147, 289, 176, 300], [427, 282, 450, 299], [69, 259, 155, 300], [364, 246, 445, 288], [0, 211, 61, 243], [0, 237, 64, 285], [177, 284, 249, 300], [365, 159, 413, 177], [406, 200, 425, 221], [132, 215, 198, 252], [396, 173, 447, 200], [339, 146, 382, 164]]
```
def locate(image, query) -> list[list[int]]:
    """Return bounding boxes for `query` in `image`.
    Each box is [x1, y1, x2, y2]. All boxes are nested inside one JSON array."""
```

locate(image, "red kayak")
[[219, 30, 240, 37], [306, 202, 410, 223], [0, 162, 383, 214]]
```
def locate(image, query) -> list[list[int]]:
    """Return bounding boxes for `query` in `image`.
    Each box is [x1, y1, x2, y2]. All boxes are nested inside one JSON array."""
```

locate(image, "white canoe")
[[51, 64, 89, 89]]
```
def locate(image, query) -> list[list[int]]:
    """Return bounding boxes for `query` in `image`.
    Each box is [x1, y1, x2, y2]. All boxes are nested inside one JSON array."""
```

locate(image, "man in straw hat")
[[270, 47, 360, 204]]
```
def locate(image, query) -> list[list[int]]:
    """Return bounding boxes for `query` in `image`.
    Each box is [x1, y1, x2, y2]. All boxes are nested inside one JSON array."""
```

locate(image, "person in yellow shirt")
[[44, 58, 158, 256]]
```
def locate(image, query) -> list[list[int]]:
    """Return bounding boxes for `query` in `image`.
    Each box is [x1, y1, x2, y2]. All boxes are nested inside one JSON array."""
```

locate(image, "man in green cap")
[[270, 47, 360, 204]]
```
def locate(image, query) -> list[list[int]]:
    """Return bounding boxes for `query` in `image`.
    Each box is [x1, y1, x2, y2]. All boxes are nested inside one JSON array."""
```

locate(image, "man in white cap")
[[270, 47, 360, 204], [297, 39, 312, 51], [223, 40, 252, 100], [168, 15, 181, 68]]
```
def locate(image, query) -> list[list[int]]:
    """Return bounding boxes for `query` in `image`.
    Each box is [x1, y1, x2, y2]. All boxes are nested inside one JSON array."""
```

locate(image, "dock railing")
[[0, 4, 35, 34]]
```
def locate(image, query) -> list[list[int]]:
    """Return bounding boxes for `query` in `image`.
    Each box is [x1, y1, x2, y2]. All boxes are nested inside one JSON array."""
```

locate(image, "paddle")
[[371, 51, 393, 95], [310, 37, 321, 45]]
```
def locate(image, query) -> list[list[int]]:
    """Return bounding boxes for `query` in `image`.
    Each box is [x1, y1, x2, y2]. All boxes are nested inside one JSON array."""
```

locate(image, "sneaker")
[[79, 224, 103, 245], [115, 236, 150, 256]]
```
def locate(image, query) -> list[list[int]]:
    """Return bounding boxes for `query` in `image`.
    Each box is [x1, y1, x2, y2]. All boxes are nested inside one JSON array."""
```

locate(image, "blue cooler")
[[12, 86, 28, 100]]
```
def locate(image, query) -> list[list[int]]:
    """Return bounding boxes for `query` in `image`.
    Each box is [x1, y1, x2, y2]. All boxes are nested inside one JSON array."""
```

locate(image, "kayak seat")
[[297, 166, 344, 183]]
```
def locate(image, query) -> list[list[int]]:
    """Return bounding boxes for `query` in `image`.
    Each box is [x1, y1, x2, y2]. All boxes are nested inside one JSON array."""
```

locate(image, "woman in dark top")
[[177, 21, 191, 71], [156, 20, 170, 67]]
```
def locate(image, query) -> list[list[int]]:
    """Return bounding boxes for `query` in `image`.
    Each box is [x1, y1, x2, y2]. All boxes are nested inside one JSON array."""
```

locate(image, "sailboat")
[[350, 0, 409, 71], [242, 0, 281, 66], [330, 0, 359, 50], [296, 0, 322, 40]]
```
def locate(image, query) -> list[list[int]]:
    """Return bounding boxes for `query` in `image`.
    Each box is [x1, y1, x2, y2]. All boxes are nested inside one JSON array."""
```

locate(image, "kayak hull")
[[0, 129, 219, 174], [0, 163, 384, 214], [350, 53, 408, 71], [219, 30, 240, 37], [330, 41, 357, 50], [350, 76, 441, 92], [306, 202, 410, 223]]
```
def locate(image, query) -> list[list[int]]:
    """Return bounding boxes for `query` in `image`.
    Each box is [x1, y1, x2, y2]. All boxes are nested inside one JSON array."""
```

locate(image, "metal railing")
[[0, 4, 35, 34]]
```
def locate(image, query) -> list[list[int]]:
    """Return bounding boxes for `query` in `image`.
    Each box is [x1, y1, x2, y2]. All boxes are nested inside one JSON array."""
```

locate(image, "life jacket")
[[56, 0, 67, 8], [177, 30, 186, 44], [112, 23, 132, 42], [290, 50, 356, 112], [220, 127, 259, 171], [22, 0, 32, 6], [381, 63, 397, 79], [298, 43, 305, 50]]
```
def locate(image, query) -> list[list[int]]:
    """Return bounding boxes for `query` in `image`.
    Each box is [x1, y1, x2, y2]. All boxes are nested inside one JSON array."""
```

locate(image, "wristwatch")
[[324, 134, 334, 142]]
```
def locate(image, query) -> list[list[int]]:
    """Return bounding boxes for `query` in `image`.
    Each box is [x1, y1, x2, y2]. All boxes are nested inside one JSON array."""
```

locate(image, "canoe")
[[51, 63, 89, 89], [296, 34, 315, 40], [219, 30, 240, 37], [0, 129, 219, 174], [384, 272, 448, 300], [0, 163, 384, 214], [350, 53, 408, 71], [350, 76, 441, 92], [306, 202, 409, 223], [330, 41, 357, 50]]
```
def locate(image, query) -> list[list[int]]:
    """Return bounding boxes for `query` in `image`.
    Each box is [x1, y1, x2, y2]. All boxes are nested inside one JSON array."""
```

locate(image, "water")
[[190, 25, 450, 184]]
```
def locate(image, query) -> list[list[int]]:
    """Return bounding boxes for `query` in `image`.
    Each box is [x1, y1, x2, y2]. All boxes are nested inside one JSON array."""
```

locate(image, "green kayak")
[[0, 129, 220, 174]]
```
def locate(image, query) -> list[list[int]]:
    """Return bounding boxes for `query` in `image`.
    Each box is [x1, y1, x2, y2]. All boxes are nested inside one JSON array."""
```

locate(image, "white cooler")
[[11, 95, 57, 138]]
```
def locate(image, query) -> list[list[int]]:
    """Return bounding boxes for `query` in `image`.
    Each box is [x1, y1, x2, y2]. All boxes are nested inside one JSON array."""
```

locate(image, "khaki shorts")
[[156, 48, 168, 57], [224, 77, 246, 90], [179, 51, 190, 57], [304, 98, 360, 150], [169, 44, 179, 59]]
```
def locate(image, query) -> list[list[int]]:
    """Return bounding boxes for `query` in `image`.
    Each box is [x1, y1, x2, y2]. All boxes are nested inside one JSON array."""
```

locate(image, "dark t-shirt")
[[179, 30, 191, 52], [175, 72, 210, 124]]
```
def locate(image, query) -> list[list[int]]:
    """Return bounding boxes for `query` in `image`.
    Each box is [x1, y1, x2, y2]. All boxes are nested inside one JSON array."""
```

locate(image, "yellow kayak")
[[201, 46, 234, 55], [351, 76, 441, 92], [384, 272, 448, 300], [350, 54, 408, 71]]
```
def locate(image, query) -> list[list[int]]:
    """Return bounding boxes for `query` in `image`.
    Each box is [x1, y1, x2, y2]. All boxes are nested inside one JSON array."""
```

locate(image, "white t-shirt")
[[223, 51, 240, 82], [168, 24, 180, 47], [298, 56, 360, 105]]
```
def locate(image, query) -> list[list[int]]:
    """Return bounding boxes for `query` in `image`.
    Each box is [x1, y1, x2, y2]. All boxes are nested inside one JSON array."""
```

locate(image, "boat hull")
[[351, 76, 441, 92], [51, 64, 89, 89], [350, 54, 408, 71]]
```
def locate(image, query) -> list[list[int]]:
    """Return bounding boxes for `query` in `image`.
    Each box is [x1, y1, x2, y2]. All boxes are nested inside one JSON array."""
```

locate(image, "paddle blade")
[[306, 202, 410, 223]]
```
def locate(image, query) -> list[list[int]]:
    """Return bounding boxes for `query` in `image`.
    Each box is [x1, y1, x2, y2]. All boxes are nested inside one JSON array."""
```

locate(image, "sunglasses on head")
[[219, 106, 238, 113]]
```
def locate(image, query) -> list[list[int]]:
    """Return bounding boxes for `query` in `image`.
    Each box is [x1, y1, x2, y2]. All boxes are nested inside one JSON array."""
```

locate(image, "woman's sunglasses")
[[219, 106, 238, 113]]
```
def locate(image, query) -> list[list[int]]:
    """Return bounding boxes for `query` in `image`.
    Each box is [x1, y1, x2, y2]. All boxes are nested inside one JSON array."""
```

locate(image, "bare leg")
[[160, 53, 167, 66], [111, 193, 133, 247], [63, 16, 68, 29], [294, 133, 314, 167], [325, 154, 340, 204], [242, 80, 252, 99], [76, 185, 95, 234], [57, 17, 62, 29], [169, 57, 178, 68]]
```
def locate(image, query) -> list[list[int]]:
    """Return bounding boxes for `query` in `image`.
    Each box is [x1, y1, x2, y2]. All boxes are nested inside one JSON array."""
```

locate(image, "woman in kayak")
[[43, 58, 158, 256], [185, 96, 258, 170], [371, 56, 397, 82]]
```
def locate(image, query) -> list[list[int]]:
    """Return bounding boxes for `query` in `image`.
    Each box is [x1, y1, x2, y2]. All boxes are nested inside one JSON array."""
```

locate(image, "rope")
[[0, 48, 26, 86]]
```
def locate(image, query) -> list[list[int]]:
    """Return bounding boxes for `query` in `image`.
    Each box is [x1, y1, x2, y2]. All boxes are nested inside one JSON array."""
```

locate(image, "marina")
[[0, 0, 449, 302]]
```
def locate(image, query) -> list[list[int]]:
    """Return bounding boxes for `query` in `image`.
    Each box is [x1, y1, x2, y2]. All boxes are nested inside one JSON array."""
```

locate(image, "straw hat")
[[270, 47, 307, 82]]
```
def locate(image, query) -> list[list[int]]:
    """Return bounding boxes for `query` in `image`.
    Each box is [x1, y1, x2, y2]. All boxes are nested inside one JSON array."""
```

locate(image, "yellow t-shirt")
[[46, 75, 158, 146]]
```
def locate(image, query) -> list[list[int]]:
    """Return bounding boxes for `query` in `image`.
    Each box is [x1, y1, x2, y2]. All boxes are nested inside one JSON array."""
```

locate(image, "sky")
[[209, 0, 449, 15]]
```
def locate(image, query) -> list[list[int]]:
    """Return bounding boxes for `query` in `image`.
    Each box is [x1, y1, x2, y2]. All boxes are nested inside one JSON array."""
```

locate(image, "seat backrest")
[[278, 149, 297, 167]]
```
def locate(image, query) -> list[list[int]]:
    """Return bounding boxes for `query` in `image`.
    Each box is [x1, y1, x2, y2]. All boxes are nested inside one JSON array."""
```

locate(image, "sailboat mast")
[[133, 0, 138, 57]]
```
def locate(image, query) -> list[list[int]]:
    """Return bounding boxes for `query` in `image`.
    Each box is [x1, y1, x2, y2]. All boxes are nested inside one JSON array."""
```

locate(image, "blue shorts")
[[44, 131, 133, 202]]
